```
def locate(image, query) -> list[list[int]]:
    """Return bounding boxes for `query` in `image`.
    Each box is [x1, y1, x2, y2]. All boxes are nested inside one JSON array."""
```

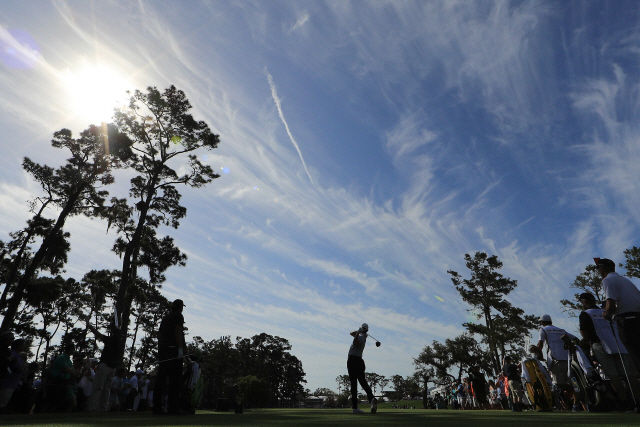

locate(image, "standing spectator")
[[10, 360, 39, 414], [579, 292, 640, 411], [469, 366, 488, 409], [139, 372, 150, 411], [130, 369, 145, 411], [87, 321, 125, 412], [76, 358, 98, 411], [108, 367, 126, 412], [502, 356, 523, 412], [598, 257, 640, 368], [48, 343, 78, 412], [120, 371, 133, 410], [0, 332, 15, 411], [456, 380, 467, 409], [496, 373, 509, 409], [147, 376, 155, 411], [153, 299, 187, 415], [0, 336, 24, 412]]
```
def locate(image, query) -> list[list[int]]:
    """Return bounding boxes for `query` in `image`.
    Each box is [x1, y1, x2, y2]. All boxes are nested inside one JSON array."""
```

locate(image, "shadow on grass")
[[1, 409, 637, 427]]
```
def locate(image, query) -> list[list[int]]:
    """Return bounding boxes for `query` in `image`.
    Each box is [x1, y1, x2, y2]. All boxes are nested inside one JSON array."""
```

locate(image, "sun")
[[60, 62, 133, 124]]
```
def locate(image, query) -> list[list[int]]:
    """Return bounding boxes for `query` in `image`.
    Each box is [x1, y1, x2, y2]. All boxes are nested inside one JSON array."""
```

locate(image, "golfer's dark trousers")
[[617, 312, 640, 368], [347, 355, 374, 409], [153, 358, 182, 413]]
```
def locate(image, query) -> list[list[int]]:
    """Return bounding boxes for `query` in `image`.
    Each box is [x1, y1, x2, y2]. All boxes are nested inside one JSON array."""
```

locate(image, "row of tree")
[[0, 86, 216, 367], [188, 333, 306, 408], [0, 84, 314, 409]]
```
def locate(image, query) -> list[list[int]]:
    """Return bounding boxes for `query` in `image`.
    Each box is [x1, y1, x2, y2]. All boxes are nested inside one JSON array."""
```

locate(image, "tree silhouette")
[[102, 85, 219, 362], [560, 264, 603, 318], [1, 125, 118, 333], [448, 252, 534, 375]]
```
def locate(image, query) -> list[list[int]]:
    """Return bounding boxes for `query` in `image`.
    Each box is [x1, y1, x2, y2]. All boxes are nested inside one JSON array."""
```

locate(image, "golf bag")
[[561, 335, 608, 411], [521, 357, 553, 411], [180, 359, 203, 414]]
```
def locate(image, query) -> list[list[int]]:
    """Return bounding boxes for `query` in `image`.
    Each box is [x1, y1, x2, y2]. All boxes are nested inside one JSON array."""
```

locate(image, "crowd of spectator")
[[0, 335, 155, 414]]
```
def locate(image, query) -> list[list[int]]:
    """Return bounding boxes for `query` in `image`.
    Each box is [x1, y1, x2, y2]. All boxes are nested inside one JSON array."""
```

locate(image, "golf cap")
[[540, 314, 552, 322], [594, 258, 615, 269], [360, 323, 369, 332], [579, 292, 596, 302], [172, 299, 186, 310]]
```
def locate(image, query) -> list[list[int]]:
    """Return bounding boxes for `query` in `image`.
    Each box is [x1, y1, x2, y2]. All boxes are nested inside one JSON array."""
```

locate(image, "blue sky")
[[2, 0, 640, 391]]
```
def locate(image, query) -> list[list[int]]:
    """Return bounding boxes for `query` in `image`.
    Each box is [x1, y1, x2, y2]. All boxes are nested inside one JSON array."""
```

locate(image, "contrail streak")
[[266, 70, 314, 185]]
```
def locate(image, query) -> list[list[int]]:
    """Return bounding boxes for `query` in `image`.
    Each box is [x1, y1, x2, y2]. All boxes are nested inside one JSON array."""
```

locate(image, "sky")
[[1, 0, 640, 392]]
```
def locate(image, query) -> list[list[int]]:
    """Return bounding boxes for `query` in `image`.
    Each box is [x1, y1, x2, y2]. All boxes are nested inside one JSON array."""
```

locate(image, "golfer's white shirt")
[[603, 272, 640, 314], [348, 333, 366, 358]]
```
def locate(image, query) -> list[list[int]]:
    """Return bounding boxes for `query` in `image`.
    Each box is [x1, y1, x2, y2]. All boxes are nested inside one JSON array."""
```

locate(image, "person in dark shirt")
[[87, 321, 125, 412], [0, 332, 16, 411], [153, 299, 186, 415], [469, 366, 488, 409], [502, 356, 523, 412]]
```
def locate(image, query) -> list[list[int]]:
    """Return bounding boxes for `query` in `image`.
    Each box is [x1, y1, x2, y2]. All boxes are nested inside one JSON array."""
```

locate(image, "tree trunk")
[[0, 200, 51, 312], [127, 305, 143, 371], [114, 172, 158, 363]]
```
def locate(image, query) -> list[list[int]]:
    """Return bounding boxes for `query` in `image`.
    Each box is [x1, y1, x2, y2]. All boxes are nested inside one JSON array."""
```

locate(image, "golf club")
[[153, 355, 190, 364], [367, 334, 381, 347], [609, 320, 638, 409]]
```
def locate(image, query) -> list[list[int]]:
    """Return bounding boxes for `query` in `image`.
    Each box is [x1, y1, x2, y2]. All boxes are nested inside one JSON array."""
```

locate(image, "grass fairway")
[[0, 408, 637, 427]]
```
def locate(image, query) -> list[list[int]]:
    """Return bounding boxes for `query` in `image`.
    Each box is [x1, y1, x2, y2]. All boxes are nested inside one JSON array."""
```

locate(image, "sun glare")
[[61, 62, 132, 124]]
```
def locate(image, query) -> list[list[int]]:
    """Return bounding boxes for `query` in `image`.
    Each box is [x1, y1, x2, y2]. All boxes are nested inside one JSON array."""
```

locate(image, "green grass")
[[1, 408, 638, 427]]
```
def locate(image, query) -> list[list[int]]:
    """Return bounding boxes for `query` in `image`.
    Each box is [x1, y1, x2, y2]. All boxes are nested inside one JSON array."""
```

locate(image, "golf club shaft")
[[367, 333, 381, 344], [609, 320, 637, 408], [154, 355, 186, 364]]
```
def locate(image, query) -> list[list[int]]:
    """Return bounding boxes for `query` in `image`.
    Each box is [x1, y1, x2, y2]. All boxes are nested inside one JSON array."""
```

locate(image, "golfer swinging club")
[[347, 323, 377, 414]]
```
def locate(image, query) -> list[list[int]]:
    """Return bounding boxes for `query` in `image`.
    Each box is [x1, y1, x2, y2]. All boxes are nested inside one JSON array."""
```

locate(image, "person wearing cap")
[[130, 368, 146, 411], [77, 357, 98, 411], [533, 314, 576, 388], [347, 323, 377, 414], [153, 299, 187, 415], [597, 257, 640, 368], [579, 292, 640, 411]]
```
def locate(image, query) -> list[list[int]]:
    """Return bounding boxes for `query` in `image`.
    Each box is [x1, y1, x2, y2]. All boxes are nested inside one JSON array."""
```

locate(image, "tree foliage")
[[100, 85, 220, 362], [189, 333, 306, 409], [560, 264, 603, 317], [1, 124, 120, 333], [448, 252, 536, 375]]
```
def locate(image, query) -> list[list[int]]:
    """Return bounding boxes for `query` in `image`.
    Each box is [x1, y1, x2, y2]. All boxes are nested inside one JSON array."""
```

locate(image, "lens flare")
[[222, 167, 230, 174], [0, 29, 40, 69], [434, 295, 444, 302]]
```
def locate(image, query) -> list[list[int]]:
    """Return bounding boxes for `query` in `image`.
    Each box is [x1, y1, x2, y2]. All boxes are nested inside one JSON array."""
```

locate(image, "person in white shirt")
[[533, 314, 576, 386], [131, 369, 145, 411], [597, 257, 640, 369], [579, 292, 639, 411]]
